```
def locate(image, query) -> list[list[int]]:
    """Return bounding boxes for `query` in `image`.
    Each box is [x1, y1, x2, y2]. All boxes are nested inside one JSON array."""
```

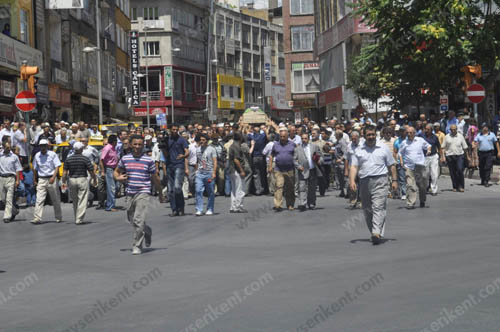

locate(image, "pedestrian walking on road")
[[32, 139, 62, 224], [228, 132, 247, 213], [0, 136, 22, 223], [295, 132, 323, 211], [399, 127, 431, 208], [114, 135, 165, 255], [61, 142, 97, 224], [420, 124, 442, 196], [349, 125, 397, 245], [100, 135, 119, 212], [165, 124, 189, 216], [194, 134, 217, 216], [269, 127, 296, 212], [441, 124, 468, 192], [473, 124, 500, 187]]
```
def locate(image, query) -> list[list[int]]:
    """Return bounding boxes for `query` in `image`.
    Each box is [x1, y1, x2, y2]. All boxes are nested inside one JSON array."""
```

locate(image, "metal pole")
[[206, 0, 215, 123], [172, 66, 175, 124], [96, 0, 103, 125], [145, 27, 150, 128], [21, 63, 31, 158]]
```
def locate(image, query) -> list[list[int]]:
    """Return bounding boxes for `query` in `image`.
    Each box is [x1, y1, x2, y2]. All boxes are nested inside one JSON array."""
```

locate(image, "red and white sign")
[[15, 90, 37, 112], [133, 107, 166, 117], [466, 84, 486, 104]]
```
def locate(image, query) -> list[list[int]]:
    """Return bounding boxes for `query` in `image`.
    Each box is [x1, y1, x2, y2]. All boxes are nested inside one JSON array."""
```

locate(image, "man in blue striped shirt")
[[114, 135, 165, 255]]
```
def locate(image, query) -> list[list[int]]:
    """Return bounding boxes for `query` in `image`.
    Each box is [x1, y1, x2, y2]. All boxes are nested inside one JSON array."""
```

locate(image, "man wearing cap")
[[0, 136, 22, 223], [32, 139, 62, 224], [69, 123, 79, 140], [473, 124, 500, 187], [100, 135, 119, 212], [349, 125, 398, 245], [62, 142, 97, 224]]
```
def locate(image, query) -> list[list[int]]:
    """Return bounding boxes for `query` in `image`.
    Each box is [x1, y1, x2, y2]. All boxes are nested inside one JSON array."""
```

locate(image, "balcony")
[[253, 44, 260, 52], [243, 70, 251, 78], [253, 72, 260, 80], [243, 41, 250, 49], [141, 91, 161, 101], [143, 20, 165, 30]]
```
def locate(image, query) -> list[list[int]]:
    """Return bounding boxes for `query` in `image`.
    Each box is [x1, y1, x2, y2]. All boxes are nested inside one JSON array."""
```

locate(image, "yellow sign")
[[217, 74, 245, 110]]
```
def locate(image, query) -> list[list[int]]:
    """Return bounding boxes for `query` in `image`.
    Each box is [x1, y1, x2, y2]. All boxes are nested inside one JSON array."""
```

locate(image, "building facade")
[[283, 0, 320, 122], [210, 1, 288, 122], [131, 0, 209, 124], [0, 0, 131, 123]]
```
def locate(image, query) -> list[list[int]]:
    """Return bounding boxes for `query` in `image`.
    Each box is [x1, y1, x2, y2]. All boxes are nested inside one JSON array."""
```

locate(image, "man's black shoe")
[[171, 211, 179, 217], [339, 191, 346, 197], [274, 207, 282, 212], [298, 205, 306, 212], [406, 205, 415, 210], [308, 205, 315, 210], [420, 202, 426, 208], [371, 234, 382, 245], [485, 182, 491, 187], [236, 209, 248, 213], [10, 210, 19, 221], [3, 219, 9, 223], [96, 205, 104, 210], [179, 210, 185, 216]]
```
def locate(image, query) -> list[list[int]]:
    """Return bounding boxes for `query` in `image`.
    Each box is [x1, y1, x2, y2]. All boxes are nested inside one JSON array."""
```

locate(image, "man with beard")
[[164, 124, 189, 216], [349, 125, 397, 245]]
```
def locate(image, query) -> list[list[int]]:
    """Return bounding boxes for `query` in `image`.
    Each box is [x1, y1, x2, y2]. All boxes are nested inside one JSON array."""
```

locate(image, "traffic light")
[[20, 65, 39, 94]]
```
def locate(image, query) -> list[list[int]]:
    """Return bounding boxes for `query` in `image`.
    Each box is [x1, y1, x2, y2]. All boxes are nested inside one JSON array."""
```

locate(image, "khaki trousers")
[[360, 175, 389, 236], [34, 178, 62, 222], [126, 193, 151, 249], [405, 165, 427, 207], [69, 177, 89, 224], [0, 176, 17, 220], [274, 170, 295, 208]]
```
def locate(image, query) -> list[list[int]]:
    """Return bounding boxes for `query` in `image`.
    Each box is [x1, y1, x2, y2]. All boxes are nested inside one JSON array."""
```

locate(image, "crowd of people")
[[0, 108, 498, 253]]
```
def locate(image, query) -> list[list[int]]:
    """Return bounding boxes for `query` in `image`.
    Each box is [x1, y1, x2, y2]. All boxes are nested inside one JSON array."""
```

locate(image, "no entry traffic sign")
[[466, 84, 486, 104], [15, 90, 37, 112]]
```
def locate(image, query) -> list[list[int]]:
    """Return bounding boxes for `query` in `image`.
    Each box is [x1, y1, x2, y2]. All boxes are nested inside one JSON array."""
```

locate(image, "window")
[[291, 26, 314, 51], [143, 7, 159, 20], [234, 21, 240, 40], [242, 24, 250, 45], [278, 57, 285, 70], [292, 63, 320, 93], [131, 7, 137, 20], [261, 30, 268, 46], [217, 52, 225, 65], [229, 86, 234, 98], [143, 41, 160, 56], [20, 9, 29, 43], [237, 87, 241, 99], [290, 0, 314, 15], [216, 15, 224, 36], [252, 27, 259, 46], [220, 85, 225, 97], [227, 54, 234, 68], [226, 18, 233, 39], [185, 74, 194, 101]]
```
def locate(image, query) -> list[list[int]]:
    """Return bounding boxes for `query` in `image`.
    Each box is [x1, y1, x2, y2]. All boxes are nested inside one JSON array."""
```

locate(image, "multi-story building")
[[0, 0, 131, 123], [210, 1, 289, 122], [314, 0, 376, 120], [283, 0, 320, 122], [130, 0, 209, 124], [0, 0, 44, 118]]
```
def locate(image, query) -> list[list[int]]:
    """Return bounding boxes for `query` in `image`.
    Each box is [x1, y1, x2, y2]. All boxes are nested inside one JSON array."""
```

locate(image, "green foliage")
[[347, 0, 500, 108]]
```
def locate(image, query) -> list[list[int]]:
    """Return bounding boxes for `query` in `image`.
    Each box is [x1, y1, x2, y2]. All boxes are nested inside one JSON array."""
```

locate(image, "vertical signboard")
[[440, 94, 448, 113], [130, 31, 141, 107], [263, 46, 272, 97], [164, 66, 172, 97]]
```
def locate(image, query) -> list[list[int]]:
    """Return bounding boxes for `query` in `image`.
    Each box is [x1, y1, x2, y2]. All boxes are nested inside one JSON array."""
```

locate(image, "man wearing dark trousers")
[[441, 124, 469, 192], [474, 124, 500, 187], [248, 124, 268, 195], [165, 124, 189, 216]]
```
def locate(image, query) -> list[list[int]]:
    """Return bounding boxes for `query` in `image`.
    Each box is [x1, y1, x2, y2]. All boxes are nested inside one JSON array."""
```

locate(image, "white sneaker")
[[132, 247, 142, 255], [205, 210, 213, 216], [401, 195, 407, 201], [195, 211, 203, 216]]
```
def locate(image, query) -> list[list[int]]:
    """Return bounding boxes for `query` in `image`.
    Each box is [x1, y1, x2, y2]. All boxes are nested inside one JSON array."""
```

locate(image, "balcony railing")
[[141, 91, 161, 100]]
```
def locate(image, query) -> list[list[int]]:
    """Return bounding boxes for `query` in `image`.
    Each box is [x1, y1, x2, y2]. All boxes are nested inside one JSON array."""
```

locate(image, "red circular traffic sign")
[[15, 90, 37, 112], [466, 84, 485, 104]]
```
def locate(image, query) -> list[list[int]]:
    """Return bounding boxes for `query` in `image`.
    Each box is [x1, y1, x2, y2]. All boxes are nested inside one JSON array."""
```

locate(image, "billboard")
[[46, 0, 84, 9], [130, 31, 141, 107]]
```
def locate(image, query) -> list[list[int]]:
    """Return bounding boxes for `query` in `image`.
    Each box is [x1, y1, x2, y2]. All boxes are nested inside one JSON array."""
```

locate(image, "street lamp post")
[[82, 0, 103, 125], [209, 59, 218, 122], [171, 48, 181, 124]]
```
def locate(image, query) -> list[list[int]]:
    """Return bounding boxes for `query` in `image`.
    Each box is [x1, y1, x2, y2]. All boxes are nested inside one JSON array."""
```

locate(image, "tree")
[[348, 0, 500, 110]]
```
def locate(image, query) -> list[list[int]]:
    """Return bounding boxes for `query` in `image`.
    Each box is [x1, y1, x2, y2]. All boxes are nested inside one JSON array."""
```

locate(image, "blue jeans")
[[105, 167, 116, 210], [24, 183, 36, 205], [167, 167, 185, 212], [397, 164, 406, 197], [224, 168, 231, 196], [195, 172, 215, 212]]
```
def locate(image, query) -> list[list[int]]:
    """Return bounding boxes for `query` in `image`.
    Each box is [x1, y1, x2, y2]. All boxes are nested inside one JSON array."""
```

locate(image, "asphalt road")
[[1, 177, 500, 332]]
